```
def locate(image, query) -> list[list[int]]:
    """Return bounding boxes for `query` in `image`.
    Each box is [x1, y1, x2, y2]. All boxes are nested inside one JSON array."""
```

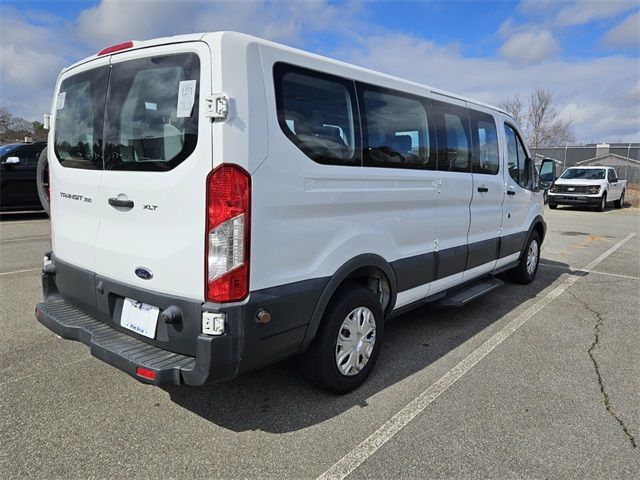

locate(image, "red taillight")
[[206, 165, 251, 303], [97, 41, 134, 56], [136, 367, 157, 381]]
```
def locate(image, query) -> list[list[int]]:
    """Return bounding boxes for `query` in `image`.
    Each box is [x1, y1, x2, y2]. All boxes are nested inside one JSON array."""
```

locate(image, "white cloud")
[[338, 33, 640, 142], [76, 0, 199, 49], [499, 30, 560, 65], [601, 11, 640, 49], [75, 0, 358, 50], [555, 0, 637, 27], [0, 7, 80, 118], [1, 1, 638, 143]]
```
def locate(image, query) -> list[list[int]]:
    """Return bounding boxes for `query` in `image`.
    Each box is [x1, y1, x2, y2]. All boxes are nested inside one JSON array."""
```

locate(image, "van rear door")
[[95, 42, 213, 300], [50, 57, 110, 272]]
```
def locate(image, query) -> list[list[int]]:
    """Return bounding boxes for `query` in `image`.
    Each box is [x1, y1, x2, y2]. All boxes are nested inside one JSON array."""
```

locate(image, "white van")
[[36, 32, 555, 393]]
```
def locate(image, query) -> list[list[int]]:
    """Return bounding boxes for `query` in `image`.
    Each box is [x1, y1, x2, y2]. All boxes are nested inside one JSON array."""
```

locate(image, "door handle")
[[507, 190, 516, 196], [477, 186, 489, 193], [108, 197, 134, 209]]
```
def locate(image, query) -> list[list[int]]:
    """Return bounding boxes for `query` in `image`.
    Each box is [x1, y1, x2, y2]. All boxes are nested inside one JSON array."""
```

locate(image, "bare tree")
[[499, 87, 576, 149], [0, 107, 47, 143], [499, 95, 525, 128]]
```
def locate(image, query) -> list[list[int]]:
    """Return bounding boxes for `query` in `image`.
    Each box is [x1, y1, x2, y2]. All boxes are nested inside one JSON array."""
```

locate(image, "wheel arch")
[[300, 254, 397, 349]]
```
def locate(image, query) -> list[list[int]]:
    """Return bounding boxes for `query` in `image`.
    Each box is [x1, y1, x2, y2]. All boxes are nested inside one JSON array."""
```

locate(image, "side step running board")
[[432, 276, 505, 308]]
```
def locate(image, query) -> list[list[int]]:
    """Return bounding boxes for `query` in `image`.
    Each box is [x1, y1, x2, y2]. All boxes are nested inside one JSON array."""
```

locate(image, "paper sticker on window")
[[177, 80, 197, 118], [144, 102, 157, 111], [56, 92, 66, 110]]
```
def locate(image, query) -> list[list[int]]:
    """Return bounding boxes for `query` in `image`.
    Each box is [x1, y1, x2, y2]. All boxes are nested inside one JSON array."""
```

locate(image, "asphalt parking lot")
[[1, 206, 639, 479]]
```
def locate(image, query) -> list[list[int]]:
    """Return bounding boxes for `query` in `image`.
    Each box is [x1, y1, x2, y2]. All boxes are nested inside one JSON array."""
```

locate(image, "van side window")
[[274, 63, 360, 166], [54, 66, 110, 170], [360, 87, 436, 170], [469, 110, 499, 175], [433, 101, 471, 173], [504, 124, 533, 189]]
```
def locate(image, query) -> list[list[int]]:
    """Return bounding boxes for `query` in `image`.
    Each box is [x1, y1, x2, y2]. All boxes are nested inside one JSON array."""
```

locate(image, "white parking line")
[[0, 235, 50, 244], [317, 232, 636, 480], [0, 219, 49, 226], [539, 262, 639, 281], [0, 268, 40, 277]]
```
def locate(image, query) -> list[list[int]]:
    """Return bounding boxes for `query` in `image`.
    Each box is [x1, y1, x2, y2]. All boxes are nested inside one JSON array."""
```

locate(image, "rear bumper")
[[547, 193, 601, 206], [36, 253, 327, 386], [36, 296, 233, 386]]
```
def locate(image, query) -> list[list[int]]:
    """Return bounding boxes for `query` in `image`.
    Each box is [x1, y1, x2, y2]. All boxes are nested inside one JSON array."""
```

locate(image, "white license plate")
[[120, 298, 159, 339]]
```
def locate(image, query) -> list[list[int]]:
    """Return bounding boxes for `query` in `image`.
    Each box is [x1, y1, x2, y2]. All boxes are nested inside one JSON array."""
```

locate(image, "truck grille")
[[555, 185, 591, 194]]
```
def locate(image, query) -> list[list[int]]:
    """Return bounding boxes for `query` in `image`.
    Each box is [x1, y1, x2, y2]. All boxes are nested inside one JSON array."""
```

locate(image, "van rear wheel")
[[302, 285, 383, 393]]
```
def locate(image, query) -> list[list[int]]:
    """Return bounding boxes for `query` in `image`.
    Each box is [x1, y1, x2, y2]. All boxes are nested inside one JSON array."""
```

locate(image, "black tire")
[[36, 148, 50, 216], [302, 285, 384, 393], [549, 204, 558, 210], [614, 190, 625, 209], [597, 192, 606, 212], [504, 231, 541, 285]]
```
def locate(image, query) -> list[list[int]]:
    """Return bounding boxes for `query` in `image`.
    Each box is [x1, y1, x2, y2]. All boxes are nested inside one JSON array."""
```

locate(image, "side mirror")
[[2, 156, 20, 167], [538, 159, 556, 191], [612, 177, 618, 183]]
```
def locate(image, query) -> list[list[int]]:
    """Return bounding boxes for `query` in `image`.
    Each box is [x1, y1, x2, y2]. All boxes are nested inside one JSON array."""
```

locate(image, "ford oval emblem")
[[135, 267, 153, 280]]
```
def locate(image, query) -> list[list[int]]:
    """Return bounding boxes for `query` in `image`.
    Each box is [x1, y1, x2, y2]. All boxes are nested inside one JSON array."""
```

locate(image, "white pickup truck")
[[548, 166, 626, 211]]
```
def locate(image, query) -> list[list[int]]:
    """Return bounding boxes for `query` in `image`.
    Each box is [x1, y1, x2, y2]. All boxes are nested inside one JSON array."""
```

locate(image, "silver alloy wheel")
[[335, 306, 377, 376], [526, 239, 539, 276]]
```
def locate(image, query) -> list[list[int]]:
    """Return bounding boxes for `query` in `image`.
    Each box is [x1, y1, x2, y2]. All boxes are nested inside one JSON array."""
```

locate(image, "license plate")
[[120, 298, 159, 339]]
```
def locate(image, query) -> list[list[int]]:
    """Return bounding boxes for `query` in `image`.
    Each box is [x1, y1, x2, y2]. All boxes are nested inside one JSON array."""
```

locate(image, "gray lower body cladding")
[[36, 255, 327, 385]]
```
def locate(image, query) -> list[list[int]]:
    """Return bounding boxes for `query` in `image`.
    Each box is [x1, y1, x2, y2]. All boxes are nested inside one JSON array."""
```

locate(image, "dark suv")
[[0, 142, 46, 212]]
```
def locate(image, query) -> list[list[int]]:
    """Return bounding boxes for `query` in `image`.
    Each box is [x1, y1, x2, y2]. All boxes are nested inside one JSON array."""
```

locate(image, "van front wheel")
[[302, 286, 384, 393], [504, 231, 541, 285]]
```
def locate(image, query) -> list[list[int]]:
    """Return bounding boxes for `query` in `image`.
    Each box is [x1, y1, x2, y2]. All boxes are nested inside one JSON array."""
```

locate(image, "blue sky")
[[1, 0, 639, 142]]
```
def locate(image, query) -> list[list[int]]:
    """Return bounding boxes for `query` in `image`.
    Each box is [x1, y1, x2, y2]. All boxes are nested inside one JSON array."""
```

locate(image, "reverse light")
[[98, 41, 134, 56], [206, 165, 251, 303]]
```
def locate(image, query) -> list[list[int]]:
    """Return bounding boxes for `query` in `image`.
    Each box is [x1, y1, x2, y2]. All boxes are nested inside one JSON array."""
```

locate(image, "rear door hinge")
[[205, 94, 229, 121]]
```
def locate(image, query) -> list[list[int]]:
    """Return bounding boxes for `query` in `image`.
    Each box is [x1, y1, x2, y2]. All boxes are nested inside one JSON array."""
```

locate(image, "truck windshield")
[[560, 168, 605, 180], [54, 53, 200, 172]]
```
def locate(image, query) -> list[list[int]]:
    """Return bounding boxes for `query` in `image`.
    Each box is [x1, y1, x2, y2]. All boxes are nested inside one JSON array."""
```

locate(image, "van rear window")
[[104, 54, 200, 171], [53, 53, 199, 172], [54, 66, 109, 170]]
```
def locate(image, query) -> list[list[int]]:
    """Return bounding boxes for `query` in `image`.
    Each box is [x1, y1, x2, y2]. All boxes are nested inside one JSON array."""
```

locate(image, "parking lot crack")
[[567, 288, 637, 449]]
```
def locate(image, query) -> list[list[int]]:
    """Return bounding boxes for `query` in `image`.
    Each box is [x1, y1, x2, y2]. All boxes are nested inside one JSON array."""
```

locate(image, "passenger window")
[[360, 88, 436, 170], [434, 101, 471, 173], [23, 149, 39, 167], [54, 66, 110, 170], [504, 124, 533, 189], [274, 63, 359, 166], [469, 110, 499, 175]]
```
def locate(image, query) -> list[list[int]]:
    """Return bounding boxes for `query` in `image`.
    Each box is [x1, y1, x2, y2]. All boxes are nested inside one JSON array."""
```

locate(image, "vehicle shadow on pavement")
[[0, 212, 48, 222], [163, 259, 570, 433]]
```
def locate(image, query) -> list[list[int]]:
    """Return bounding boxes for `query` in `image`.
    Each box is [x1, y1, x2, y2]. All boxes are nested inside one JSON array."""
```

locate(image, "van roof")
[[63, 31, 509, 118]]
